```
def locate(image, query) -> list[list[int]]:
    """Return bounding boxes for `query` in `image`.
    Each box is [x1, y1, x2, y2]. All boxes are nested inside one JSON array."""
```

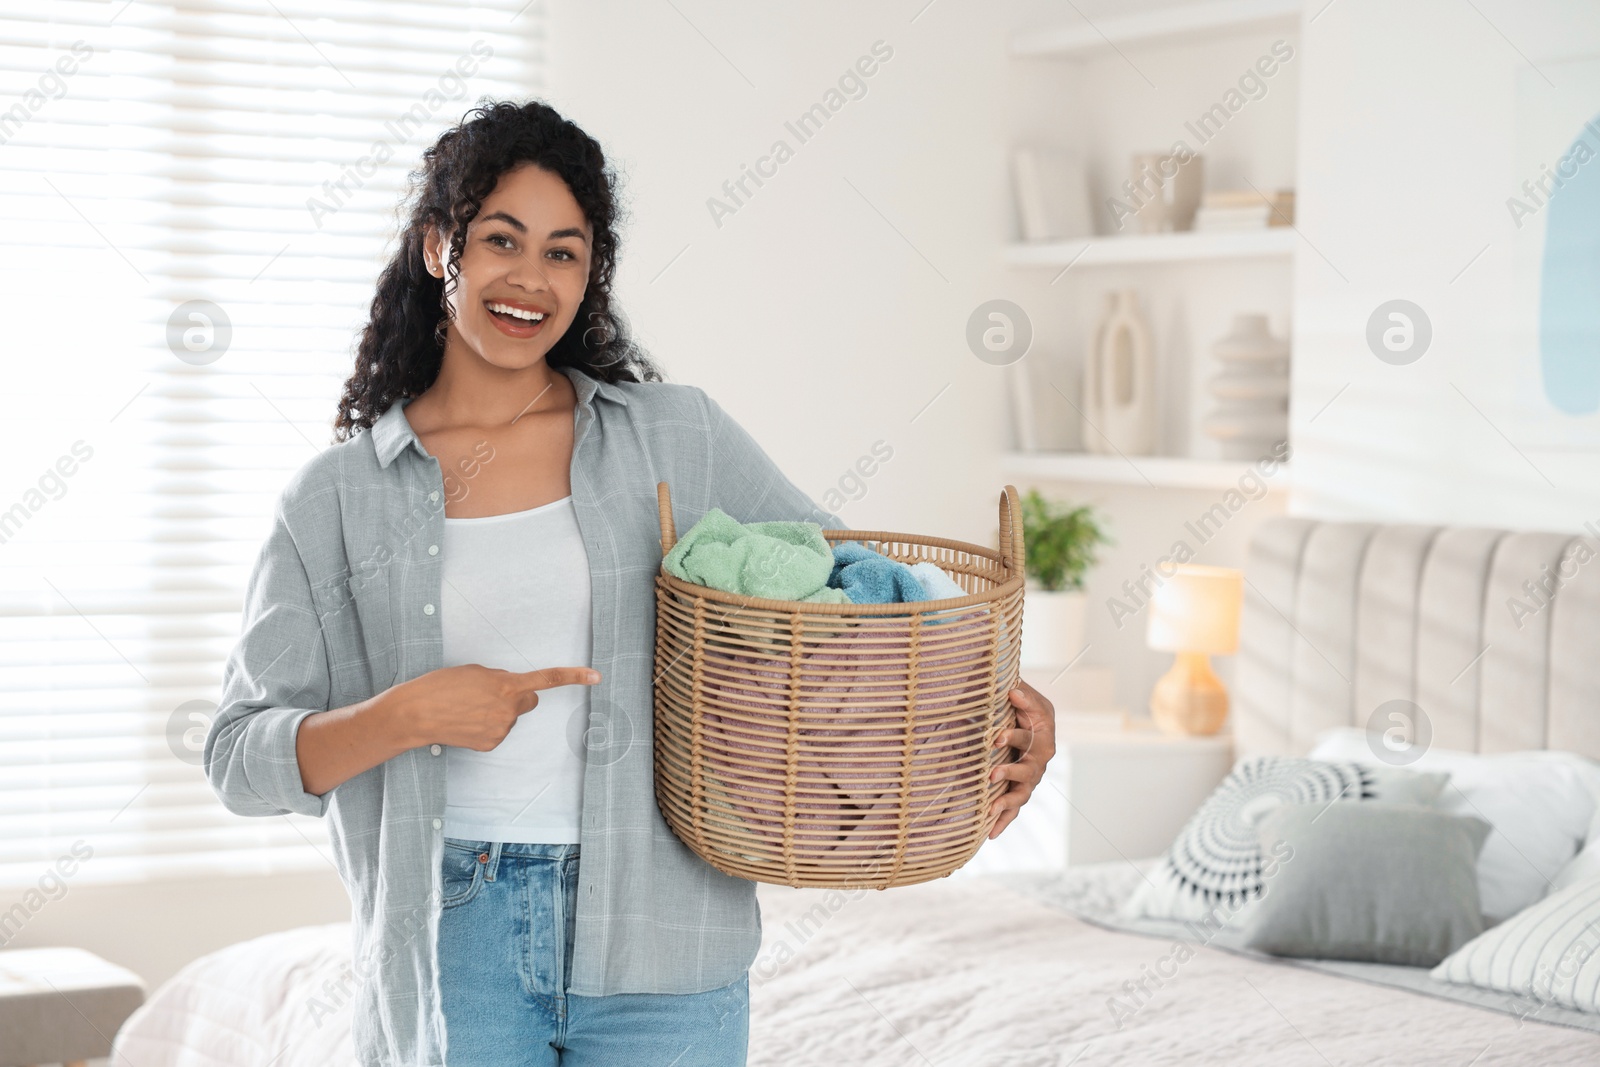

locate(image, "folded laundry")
[[663, 508, 978, 612], [662, 507, 849, 604], [828, 541, 927, 605]]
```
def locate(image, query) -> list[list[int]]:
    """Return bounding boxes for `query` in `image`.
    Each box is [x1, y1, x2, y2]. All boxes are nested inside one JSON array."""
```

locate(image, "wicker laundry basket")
[[652, 481, 1027, 890]]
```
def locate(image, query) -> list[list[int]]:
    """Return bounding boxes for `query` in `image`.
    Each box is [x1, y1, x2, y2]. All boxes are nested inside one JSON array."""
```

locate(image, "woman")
[[205, 99, 1056, 1067]]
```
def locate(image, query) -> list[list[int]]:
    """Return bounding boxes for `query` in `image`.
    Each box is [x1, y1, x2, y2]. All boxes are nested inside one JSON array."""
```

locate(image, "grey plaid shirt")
[[204, 365, 844, 1066]]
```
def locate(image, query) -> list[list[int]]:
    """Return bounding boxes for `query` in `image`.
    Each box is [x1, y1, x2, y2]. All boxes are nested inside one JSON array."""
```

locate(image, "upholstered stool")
[[0, 948, 145, 1067]]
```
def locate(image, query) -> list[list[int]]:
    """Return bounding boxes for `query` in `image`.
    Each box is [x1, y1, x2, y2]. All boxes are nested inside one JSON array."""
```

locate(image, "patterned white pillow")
[[1433, 875, 1600, 1015], [1119, 755, 1449, 925]]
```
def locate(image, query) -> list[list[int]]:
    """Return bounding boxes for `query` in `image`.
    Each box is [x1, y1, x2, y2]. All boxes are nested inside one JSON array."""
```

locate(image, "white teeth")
[[488, 302, 546, 322]]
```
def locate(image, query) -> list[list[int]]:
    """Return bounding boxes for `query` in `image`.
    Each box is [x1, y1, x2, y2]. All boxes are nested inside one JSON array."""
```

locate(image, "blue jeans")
[[437, 839, 750, 1066]]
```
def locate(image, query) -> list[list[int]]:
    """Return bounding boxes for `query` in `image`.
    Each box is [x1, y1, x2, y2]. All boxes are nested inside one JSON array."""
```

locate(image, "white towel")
[[910, 561, 966, 601]]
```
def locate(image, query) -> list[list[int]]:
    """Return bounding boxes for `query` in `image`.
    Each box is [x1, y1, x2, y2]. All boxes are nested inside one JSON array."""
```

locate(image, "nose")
[[504, 248, 552, 294]]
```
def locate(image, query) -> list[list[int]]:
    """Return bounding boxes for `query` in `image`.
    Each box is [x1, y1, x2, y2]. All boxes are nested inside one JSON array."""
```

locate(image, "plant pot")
[[1021, 587, 1087, 668]]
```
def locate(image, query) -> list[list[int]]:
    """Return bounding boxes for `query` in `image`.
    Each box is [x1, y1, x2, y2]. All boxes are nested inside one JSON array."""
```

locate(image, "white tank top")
[[439, 495, 592, 844]]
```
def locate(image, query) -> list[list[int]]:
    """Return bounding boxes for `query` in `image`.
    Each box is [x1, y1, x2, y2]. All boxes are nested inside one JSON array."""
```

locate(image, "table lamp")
[[1146, 564, 1244, 735]]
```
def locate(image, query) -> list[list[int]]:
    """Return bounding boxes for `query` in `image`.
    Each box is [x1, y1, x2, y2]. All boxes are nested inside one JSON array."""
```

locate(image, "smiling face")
[[423, 162, 592, 371]]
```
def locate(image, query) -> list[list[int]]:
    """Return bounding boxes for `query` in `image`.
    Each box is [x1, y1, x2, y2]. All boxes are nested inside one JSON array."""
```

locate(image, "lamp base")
[[1150, 652, 1229, 736]]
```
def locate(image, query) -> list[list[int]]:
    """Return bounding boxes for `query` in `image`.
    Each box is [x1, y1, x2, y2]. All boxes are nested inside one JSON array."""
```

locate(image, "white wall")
[[546, 0, 1035, 546], [1290, 0, 1600, 529]]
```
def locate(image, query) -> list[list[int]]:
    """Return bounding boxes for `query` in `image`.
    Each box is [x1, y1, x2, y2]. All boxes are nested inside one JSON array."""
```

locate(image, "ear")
[[422, 223, 445, 278]]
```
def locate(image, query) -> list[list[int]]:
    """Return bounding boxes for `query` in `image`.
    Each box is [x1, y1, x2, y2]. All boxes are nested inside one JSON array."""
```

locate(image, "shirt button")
[[429, 491, 439, 502], [432, 818, 442, 830], [428, 544, 438, 555], [430, 744, 442, 755], [424, 603, 435, 615]]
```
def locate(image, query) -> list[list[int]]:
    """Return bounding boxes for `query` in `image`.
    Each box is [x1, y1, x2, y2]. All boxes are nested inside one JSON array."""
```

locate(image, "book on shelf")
[[1193, 205, 1272, 230], [1191, 187, 1295, 230], [1011, 146, 1093, 242]]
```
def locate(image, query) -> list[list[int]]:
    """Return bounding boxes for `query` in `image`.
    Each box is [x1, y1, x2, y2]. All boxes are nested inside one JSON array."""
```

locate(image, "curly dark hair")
[[333, 98, 663, 441]]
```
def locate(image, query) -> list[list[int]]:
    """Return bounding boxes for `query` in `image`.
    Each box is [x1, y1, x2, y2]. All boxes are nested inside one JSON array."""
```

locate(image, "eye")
[[486, 233, 515, 249], [547, 247, 577, 261]]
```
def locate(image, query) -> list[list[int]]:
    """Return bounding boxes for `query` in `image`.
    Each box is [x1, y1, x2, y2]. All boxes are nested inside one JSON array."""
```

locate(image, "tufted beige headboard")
[[1234, 518, 1600, 761]]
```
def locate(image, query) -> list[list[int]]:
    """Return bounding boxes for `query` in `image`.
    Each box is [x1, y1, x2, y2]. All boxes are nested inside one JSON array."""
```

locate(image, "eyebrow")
[[479, 211, 588, 243]]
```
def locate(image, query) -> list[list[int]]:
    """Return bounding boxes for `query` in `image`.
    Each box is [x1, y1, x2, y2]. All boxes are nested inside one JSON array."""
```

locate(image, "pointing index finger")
[[521, 666, 601, 692]]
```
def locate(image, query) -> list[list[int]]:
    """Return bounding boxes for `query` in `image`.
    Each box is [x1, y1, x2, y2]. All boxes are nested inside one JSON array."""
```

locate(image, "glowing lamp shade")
[[1147, 565, 1243, 655], [1145, 565, 1243, 735]]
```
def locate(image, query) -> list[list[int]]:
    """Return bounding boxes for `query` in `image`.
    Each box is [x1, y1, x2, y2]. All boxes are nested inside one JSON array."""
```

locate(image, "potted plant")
[[1018, 489, 1109, 668]]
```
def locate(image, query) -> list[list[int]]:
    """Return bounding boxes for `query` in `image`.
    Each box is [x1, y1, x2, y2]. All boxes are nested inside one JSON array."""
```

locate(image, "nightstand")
[[1054, 714, 1234, 866], [0, 947, 145, 1067]]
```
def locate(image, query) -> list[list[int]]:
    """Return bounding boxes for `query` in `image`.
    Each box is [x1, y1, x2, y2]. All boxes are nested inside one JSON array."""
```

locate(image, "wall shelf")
[[1010, 0, 1301, 59], [1002, 451, 1290, 491], [1005, 227, 1295, 268], [1003, 4, 1299, 496]]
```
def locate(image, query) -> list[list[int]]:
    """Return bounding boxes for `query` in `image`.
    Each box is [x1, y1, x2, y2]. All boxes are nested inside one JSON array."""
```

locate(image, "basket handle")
[[998, 483, 1024, 578], [657, 481, 677, 557]]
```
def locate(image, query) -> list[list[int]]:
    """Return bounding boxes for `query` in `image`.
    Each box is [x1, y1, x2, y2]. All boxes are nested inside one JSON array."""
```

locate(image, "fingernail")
[[587, 670, 600, 683]]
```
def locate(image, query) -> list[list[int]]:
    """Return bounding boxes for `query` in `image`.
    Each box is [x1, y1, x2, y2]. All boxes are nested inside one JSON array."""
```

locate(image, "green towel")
[[661, 507, 849, 604]]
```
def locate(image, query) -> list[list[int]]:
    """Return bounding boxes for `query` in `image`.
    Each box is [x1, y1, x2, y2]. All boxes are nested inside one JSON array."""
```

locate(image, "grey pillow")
[[1243, 801, 1491, 967], [1120, 755, 1451, 925]]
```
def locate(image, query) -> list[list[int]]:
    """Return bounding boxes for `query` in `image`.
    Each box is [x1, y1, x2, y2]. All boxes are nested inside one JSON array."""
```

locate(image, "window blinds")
[[0, 0, 544, 887]]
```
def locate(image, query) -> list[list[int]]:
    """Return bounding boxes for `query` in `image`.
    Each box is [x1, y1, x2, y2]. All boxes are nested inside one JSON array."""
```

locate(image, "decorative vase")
[[1021, 587, 1088, 668], [1127, 151, 1204, 234], [1082, 289, 1157, 456], [1201, 314, 1289, 461]]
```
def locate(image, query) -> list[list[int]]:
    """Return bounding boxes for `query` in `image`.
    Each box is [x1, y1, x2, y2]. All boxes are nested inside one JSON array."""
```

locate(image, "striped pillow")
[[1432, 875, 1600, 1015]]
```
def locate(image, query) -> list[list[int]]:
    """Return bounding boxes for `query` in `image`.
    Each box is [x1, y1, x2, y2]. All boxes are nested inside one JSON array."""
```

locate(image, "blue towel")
[[828, 541, 928, 604]]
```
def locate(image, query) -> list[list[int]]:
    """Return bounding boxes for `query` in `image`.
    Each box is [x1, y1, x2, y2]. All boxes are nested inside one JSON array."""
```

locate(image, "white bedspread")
[[751, 874, 1600, 1066], [114, 871, 1600, 1066], [113, 923, 359, 1067]]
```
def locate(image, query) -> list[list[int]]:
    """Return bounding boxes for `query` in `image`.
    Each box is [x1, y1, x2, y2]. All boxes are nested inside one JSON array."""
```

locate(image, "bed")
[[112, 517, 1600, 1065]]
